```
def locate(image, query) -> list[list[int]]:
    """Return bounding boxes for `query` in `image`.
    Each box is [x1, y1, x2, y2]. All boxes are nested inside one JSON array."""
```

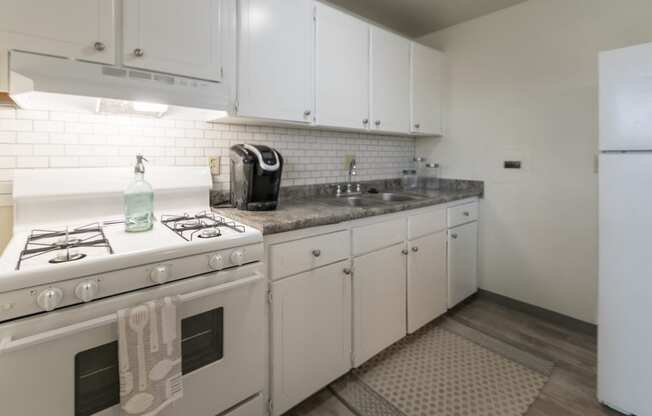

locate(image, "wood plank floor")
[[286, 294, 621, 416]]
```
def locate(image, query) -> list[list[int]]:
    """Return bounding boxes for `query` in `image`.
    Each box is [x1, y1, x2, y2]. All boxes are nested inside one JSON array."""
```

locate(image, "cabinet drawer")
[[270, 231, 350, 280], [353, 218, 406, 256], [448, 202, 479, 228], [408, 208, 446, 240]]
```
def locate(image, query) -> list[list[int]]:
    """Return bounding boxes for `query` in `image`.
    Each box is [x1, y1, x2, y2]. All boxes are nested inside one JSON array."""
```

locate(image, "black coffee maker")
[[229, 144, 284, 211]]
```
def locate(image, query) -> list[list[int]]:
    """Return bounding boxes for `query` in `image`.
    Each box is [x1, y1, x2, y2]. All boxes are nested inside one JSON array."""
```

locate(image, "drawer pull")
[[412, 246, 419, 252], [312, 249, 321, 258], [451, 233, 458, 239], [343, 268, 352, 275], [401, 249, 408, 255], [463, 212, 470, 216]]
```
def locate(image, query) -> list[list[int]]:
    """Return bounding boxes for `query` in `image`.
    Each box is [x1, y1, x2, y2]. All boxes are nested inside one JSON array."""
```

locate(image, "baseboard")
[[476, 289, 597, 336]]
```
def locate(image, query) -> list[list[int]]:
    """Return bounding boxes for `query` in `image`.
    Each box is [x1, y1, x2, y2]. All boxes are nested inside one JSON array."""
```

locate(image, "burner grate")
[[16, 223, 114, 270], [161, 211, 245, 241]]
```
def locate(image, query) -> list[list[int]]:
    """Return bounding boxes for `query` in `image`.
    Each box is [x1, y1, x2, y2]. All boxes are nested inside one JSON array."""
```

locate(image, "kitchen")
[[0, 0, 650, 416]]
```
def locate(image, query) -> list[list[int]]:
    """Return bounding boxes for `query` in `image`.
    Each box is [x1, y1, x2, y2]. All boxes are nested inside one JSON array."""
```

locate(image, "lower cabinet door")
[[353, 243, 407, 367], [448, 221, 479, 308], [271, 260, 352, 415], [407, 231, 447, 333]]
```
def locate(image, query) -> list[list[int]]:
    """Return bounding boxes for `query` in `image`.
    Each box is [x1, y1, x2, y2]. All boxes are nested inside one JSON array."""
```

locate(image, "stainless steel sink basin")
[[324, 196, 382, 207], [368, 192, 426, 202]]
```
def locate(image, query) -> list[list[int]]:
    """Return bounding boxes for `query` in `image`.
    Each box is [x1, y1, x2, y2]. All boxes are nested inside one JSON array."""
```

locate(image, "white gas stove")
[[0, 167, 266, 416]]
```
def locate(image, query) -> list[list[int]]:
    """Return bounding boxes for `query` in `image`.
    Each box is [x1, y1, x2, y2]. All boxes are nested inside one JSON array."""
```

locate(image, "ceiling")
[[326, 0, 528, 38]]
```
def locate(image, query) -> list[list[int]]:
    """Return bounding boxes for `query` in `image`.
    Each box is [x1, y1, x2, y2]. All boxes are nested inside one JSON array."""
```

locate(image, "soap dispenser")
[[124, 155, 154, 232]]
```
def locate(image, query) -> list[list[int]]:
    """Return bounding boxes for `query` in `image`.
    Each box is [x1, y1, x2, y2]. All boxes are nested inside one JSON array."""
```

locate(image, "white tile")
[[49, 156, 80, 168], [0, 131, 17, 143], [0, 119, 33, 131], [17, 156, 49, 168], [34, 144, 66, 156], [16, 110, 49, 120], [0, 109, 16, 119], [0, 157, 16, 169], [33, 120, 64, 133], [17, 132, 49, 144]]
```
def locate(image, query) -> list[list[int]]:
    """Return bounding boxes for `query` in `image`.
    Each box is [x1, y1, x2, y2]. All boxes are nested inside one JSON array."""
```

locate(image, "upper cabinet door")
[[238, 0, 314, 123], [370, 27, 410, 134], [0, 0, 115, 64], [411, 42, 443, 136], [123, 0, 225, 81], [315, 3, 369, 130]]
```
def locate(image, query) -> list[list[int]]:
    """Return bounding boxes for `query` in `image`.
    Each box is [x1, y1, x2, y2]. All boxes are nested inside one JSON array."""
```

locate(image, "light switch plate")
[[209, 157, 220, 175]]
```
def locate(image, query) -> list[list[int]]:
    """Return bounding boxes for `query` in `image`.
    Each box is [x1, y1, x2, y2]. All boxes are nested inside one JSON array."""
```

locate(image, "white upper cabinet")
[[123, 0, 226, 81], [411, 42, 443, 136], [238, 0, 314, 123], [0, 0, 115, 64], [315, 3, 369, 130], [370, 26, 410, 134]]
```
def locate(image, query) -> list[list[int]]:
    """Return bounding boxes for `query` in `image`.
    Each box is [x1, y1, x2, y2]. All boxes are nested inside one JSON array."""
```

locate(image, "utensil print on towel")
[[149, 358, 181, 382], [147, 301, 160, 353], [129, 305, 149, 391], [124, 392, 154, 415], [118, 310, 134, 396], [161, 297, 177, 356], [165, 373, 184, 400]]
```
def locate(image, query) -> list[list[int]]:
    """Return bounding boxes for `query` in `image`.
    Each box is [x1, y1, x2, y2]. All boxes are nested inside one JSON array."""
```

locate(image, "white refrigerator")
[[599, 41, 652, 416]]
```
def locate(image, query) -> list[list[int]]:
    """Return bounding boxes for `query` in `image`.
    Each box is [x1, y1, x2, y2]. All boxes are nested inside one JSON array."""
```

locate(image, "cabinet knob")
[[304, 110, 312, 117], [375, 120, 381, 127], [401, 249, 408, 255], [134, 48, 145, 57], [451, 233, 458, 239], [414, 123, 420, 129], [94, 42, 106, 52], [362, 118, 369, 125], [463, 211, 470, 216], [312, 249, 321, 258], [343, 268, 352, 275], [412, 246, 419, 252]]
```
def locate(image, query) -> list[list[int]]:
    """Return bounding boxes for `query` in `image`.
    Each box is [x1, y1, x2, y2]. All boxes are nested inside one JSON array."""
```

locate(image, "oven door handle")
[[0, 272, 264, 355]]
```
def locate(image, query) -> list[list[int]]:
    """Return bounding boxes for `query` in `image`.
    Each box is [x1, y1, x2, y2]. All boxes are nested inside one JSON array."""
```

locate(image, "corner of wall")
[[0, 205, 12, 254]]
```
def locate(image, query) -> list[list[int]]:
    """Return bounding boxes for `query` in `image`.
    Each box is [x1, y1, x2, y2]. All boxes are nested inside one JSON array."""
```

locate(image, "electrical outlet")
[[343, 154, 356, 169], [209, 157, 220, 175]]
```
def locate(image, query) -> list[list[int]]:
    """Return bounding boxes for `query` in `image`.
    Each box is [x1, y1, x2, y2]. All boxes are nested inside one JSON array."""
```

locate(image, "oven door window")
[[74, 308, 224, 416]]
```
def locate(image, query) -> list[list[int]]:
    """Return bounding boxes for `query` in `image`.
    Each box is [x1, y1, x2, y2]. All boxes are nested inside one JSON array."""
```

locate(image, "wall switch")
[[209, 157, 220, 175], [504, 161, 522, 169]]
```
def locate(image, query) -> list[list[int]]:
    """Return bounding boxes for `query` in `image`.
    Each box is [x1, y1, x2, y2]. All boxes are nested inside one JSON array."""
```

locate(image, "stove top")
[[16, 223, 114, 271], [161, 211, 245, 241]]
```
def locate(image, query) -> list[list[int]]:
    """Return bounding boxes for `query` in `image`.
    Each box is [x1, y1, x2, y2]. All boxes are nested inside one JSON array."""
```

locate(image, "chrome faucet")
[[347, 158, 357, 193]]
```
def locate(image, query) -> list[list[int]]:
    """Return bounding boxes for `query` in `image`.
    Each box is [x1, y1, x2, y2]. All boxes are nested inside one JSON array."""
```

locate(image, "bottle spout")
[[135, 154, 148, 174]]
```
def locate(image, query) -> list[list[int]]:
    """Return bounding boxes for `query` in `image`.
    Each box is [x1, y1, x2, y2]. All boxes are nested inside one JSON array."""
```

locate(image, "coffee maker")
[[229, 144, 283, 211]]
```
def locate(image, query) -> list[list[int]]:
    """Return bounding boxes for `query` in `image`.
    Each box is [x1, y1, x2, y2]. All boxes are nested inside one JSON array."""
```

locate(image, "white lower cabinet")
[[353, 243, 407, 367], [448, 221, 479, 308], [407, 231, 447, 333], [271, 260, 352, 415]]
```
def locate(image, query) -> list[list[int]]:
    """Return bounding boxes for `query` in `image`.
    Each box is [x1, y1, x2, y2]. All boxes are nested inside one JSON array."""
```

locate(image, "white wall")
[[418, 0, 652, 323]]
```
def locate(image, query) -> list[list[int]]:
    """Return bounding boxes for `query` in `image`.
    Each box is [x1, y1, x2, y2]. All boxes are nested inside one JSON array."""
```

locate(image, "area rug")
[[331, 318, 553, 416]]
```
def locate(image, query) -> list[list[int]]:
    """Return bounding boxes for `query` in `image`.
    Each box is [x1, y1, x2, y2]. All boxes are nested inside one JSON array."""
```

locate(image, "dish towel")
[[118, 297, 183, 416]]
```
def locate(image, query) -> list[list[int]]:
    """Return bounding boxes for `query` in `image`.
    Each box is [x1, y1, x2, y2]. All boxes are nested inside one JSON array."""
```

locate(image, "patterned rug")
[[331, 319, 552, 416]]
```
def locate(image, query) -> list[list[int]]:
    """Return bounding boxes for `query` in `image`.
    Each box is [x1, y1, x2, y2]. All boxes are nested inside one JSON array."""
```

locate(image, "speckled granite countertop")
[[212, 178, 483, 235]]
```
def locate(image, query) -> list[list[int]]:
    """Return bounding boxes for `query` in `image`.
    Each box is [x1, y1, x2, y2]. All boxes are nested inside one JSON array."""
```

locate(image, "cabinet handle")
[[94, 42, 106, 52], [451, 233, 458, 239], [414, 123, 420, 129], [362, 119, 369, 125], [401, 249, 408, 255], [304, 110, 312, 117], [343, 268, 352, 275], [463, 212, 470, 217], [375, 120, 381, 127], [134, 48, 145, 57], [311, 249, 321, 258], [412, 246, 419, 252]]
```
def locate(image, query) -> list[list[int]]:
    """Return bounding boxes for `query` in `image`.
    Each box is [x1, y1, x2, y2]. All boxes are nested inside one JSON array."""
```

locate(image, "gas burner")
[[49, 252, 87, 264], [16, 223, 113, 270], [161, 211, 244, 241]]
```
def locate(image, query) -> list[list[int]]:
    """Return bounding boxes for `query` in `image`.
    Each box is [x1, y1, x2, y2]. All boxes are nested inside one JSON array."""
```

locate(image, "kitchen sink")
[[326, 196, 382, 207], [367, 192, 427, 202]]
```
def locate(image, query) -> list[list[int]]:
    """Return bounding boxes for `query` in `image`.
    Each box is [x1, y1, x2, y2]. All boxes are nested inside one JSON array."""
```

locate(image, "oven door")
[[0, 263, 266, 416]]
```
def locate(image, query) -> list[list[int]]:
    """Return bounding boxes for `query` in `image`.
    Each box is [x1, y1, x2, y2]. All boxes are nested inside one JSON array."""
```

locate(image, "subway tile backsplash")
[[0, 108, 416, 198]]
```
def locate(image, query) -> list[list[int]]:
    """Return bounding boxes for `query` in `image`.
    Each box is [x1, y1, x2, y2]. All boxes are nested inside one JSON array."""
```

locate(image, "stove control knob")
[[75, 280, 99, 303], [230, 250, 245, 266], [36, 288, 64, 311], [209, 254, 225, 270], [150, 265, 170, 285]]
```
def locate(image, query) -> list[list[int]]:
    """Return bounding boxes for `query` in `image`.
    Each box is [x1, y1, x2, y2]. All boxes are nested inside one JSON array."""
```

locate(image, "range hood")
[[8, 51, 232, 120]]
